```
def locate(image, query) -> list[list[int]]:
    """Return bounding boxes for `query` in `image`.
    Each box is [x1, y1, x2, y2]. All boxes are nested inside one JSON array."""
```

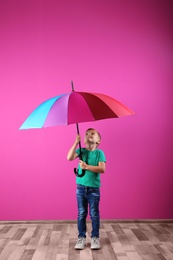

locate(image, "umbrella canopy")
[[19, 91, 134, 130], [19, 83, 135, 177]]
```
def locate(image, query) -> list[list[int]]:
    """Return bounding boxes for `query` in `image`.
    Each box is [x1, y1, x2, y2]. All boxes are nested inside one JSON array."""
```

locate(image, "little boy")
[[67, 128, 106, 250]]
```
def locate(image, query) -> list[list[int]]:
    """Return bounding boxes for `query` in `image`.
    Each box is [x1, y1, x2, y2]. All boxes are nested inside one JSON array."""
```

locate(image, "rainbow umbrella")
[[19, 81, 135, 176]]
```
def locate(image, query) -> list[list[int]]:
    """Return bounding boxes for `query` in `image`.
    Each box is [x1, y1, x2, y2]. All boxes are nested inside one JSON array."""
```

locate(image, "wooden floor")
[[0, 221, 173, 260]]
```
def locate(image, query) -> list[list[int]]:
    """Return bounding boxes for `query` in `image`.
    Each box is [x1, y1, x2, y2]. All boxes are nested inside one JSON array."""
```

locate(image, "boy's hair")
[[86, 128, 101, 145]]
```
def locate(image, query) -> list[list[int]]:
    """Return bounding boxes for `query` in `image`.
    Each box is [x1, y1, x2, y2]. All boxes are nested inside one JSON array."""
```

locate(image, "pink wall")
[[0, 0, 173, 220]]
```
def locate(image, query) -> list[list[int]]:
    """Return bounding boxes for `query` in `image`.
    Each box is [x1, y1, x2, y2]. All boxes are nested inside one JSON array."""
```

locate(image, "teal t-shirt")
[[75, 148, 106, 188]]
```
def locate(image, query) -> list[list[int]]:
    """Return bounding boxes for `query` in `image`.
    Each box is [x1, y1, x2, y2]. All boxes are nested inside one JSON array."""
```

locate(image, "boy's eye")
[[86, 132, 95, 136]]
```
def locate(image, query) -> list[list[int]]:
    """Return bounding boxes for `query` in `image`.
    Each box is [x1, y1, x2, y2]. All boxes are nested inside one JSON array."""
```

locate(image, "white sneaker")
[[75, 237, 86, 249], [91, 237, 101, 249]]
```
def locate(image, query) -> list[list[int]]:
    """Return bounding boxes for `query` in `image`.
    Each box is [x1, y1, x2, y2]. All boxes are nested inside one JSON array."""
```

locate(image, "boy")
[[67, 128, 106, 250]]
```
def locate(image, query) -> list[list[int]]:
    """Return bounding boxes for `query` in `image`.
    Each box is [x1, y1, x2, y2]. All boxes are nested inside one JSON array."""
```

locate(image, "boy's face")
[[84, 129, 100, 145]]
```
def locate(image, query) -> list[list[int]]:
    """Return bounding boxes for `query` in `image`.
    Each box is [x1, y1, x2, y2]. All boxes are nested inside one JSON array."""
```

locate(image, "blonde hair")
[[86, 128, 101, 145]]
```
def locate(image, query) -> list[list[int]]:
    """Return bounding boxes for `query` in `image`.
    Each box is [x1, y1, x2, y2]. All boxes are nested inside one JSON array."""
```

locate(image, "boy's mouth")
[[88, 137, 94, 143]]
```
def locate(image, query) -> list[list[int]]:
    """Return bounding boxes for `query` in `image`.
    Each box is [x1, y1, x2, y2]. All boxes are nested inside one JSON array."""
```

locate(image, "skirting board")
[[0, 219, 173, 224]]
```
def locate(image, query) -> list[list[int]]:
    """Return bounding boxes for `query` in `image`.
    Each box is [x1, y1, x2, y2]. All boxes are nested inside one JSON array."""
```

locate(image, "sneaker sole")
[[91, 246, 101, 250], [75, 245, 86, 250]]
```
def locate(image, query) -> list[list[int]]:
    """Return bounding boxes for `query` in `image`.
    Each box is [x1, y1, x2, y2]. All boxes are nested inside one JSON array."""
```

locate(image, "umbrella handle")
[[73, 139, 86, 177], [73, 122, 86, 177], [74, 168, 86, 177], [76, 123, 82, 154]]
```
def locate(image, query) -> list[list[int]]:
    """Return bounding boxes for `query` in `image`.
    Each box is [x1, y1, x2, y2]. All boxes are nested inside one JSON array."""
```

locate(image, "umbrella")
[[19, 81, 135, 176]]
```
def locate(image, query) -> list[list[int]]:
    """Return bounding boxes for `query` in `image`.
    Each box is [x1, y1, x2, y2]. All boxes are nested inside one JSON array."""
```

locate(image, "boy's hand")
[[75, 134, 81, 144], [79, 160, 88, 170]]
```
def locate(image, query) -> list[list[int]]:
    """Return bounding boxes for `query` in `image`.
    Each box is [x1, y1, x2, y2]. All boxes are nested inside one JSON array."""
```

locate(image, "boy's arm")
[[67, 135, 80, 161], [79, 161, 106, 173]]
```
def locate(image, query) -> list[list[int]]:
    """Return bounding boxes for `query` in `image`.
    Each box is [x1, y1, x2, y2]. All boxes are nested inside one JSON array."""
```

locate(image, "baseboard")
[[0, 219, 173, 224]]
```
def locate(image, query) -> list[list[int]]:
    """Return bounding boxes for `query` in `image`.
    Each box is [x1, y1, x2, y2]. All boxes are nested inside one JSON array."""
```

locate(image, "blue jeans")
[[76, 184, 100, 238]]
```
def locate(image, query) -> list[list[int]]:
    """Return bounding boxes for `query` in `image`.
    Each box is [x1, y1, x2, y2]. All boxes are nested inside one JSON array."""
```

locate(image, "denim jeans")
[[76, 184, 100, 238]]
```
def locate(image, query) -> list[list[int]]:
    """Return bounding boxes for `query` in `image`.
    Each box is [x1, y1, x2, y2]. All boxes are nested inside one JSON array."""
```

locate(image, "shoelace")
[[92, 237, 99, 244], [77, 238, 85, 244]]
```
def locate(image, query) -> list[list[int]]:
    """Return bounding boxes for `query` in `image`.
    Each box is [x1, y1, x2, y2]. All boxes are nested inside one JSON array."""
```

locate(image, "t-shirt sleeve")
[[75, 148, 84, 156], [75, 148, 80, 156], [75, 148, 80, 155], [99, 150, 106, 162]]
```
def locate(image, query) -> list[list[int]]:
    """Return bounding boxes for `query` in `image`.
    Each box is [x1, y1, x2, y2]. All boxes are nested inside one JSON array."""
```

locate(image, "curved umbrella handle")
[[74, 168, 86, 177], [74, 145, 86, 177]]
